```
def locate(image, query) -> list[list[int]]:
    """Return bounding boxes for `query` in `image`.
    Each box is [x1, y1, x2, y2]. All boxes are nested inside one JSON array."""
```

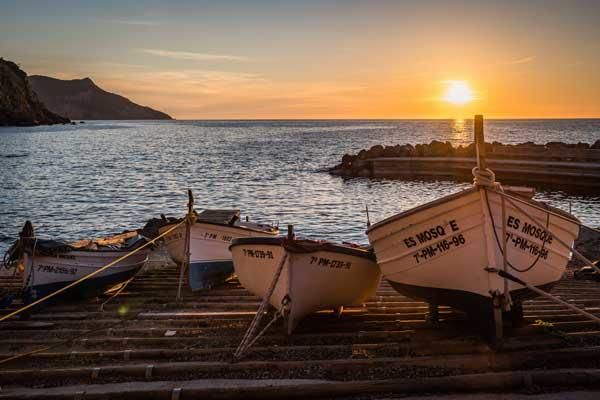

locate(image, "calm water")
[[1, 119, 599, 254]]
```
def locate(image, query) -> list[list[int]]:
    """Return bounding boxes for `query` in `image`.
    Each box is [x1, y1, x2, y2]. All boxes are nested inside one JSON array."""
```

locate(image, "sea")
[[1, 119, 599, 255]]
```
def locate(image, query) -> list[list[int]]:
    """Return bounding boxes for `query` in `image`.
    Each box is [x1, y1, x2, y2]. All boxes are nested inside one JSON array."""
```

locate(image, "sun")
[[443, 81, 474, 105]]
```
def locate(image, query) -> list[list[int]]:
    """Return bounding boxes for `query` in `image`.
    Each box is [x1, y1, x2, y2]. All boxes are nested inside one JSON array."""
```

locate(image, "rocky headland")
[[0, 58, 70, 126], [29, 75, 172, 120]]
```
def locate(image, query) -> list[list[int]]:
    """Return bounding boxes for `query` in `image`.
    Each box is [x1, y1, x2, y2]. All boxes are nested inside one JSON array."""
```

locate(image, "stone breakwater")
[[329, 140, 600, 188]]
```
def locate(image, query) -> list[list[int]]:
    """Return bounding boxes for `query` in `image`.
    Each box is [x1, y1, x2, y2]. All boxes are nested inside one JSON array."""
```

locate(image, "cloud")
[[103, 19, 162, 26], [139, 49, 249, 62], [505, 56, 536, 65]]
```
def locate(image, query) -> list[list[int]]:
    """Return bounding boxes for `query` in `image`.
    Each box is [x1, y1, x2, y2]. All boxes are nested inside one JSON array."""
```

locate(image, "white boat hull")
[[231, 238, 381, 334], [23, 249, 148, 302], [367, 187, 579, 318], [160, 223, 186, 265], [160, 222, 278, 291]]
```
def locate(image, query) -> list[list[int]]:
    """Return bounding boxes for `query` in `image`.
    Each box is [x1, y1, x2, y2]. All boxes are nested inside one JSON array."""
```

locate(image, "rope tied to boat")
[[472, 166, 502, 190], [234, 252, 289, 360]]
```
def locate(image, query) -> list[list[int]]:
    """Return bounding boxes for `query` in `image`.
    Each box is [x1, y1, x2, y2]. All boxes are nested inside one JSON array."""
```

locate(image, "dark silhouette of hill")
[[29, 75, 172, 120], [0, 58, 70, 126]]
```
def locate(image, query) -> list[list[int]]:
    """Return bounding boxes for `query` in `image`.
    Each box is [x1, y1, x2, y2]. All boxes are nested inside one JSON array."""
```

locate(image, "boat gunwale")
[[366, 187, 478, 234], [230, 237, 376, 261], [23, 239, 150, 256], [367, 186, 580, 236], [159, 220, 279, 236]]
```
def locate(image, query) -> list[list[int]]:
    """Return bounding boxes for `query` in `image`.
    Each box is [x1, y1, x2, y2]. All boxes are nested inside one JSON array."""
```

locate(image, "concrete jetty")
[[0, 228, 599, 399], [330, 140, 600, 188]]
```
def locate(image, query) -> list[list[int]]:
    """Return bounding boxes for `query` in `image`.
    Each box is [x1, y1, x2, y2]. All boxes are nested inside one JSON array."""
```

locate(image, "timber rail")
[[1, 246, 600, 398]]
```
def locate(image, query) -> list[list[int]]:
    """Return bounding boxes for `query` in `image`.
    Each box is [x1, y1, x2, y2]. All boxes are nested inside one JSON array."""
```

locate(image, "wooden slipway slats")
[[1, 255, 600, 398]]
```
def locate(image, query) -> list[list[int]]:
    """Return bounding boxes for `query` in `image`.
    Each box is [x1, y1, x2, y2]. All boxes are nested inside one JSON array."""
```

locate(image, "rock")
[[0, 58, 70, 126], [547, 141, 566, 148], [454, 143, 476, 157], [592, 139, 600, 150], [517, 141, 537, 147], [341, 153, 357, 168], [365, 145, 384, 159], [404, 144, 417, 157], [427, 140, 454, 157]]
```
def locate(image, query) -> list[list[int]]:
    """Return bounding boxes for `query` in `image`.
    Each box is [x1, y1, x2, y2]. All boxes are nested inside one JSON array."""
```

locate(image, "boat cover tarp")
[[197, 209, 240, 225], [141, 209, 241, 239]]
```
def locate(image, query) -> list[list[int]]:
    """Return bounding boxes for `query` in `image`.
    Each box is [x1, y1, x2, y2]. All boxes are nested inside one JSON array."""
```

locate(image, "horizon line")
[[160, 117, 600, 121]]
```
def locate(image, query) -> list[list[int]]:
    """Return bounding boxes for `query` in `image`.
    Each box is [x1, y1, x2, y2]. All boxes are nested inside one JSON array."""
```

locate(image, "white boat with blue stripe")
[[159, 209, 279, 291], [5, 222, 149, 304]]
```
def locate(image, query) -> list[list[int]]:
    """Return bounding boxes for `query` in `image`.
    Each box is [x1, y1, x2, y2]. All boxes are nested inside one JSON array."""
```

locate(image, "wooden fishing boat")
[[158, 209, 279, 291], [366, 116, 580, 329], [5, 222, 149, 303], [230, 234, 380, 334]]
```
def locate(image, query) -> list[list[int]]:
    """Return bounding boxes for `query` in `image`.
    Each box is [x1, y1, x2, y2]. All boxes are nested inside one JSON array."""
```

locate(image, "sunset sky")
[[1, 0, 599, 119]]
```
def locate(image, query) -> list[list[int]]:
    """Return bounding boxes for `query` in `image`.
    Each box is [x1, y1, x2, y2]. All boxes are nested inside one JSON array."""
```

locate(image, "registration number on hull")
[[37, 264, 77, 275], [242, 249, 275, 259], [412, 234, 466, 264], [310, 256, 351, 270]]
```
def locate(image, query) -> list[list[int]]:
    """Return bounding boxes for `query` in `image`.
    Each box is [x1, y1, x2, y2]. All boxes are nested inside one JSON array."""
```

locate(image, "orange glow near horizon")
[[4, 2, 599, 119]]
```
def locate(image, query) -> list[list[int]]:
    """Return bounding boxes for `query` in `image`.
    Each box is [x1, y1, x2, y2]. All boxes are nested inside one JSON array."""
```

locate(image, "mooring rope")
[[0, 219, 186, 323], [499, 192, 600, 275], [484, 189, 551, 273], [471, 165, 600, 322], [99, 276, 136, 312], [234, 252, 289, 359]]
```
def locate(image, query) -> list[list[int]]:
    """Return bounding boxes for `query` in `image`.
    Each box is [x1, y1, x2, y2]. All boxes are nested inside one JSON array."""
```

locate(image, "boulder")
[[365, 145, 385, 159], [341, 153, 357, 168]]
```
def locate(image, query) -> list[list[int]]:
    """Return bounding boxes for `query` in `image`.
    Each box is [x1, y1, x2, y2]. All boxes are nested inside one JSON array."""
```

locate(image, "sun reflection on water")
[[449, 118, 470, 145]]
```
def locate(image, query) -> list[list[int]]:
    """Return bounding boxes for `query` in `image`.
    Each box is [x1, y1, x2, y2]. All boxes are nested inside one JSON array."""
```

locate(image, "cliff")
[[29, 75, 172, 120], [0, 58, 70, 126]]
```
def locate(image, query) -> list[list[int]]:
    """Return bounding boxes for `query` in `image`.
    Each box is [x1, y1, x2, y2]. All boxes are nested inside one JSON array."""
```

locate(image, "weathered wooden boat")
[[4, 221, 148, 303], [230, 233, 380, 334], [157, 209, 279, 291], [366, 116, 580, 330]]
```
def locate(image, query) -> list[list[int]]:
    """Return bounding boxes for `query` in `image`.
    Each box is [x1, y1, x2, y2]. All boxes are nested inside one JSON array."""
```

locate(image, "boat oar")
[[496, 269, 600, 325]]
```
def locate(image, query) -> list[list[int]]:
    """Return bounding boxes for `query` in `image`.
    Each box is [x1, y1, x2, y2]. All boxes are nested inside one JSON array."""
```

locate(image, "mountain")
[[0, 58, 70, 126], [29, 75, 172, 120]]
